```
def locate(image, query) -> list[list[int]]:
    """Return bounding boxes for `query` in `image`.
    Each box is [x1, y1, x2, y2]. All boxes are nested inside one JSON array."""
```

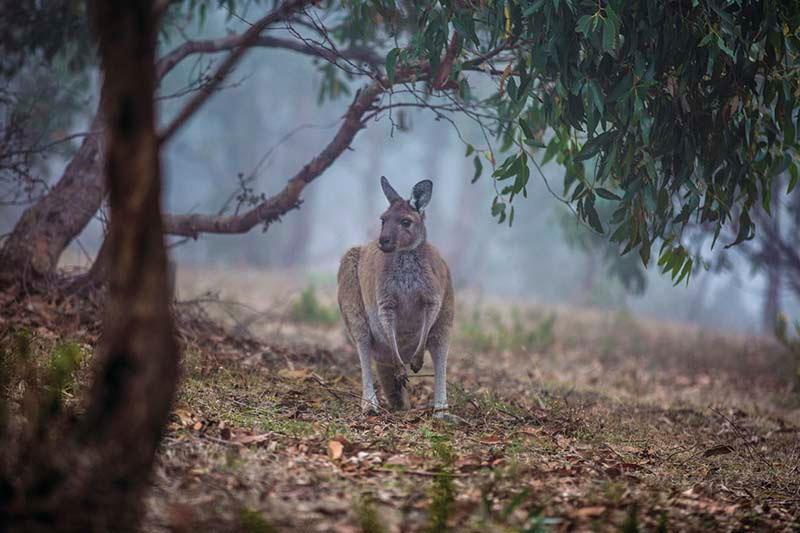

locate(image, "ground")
[[2, 268, 799, 532]]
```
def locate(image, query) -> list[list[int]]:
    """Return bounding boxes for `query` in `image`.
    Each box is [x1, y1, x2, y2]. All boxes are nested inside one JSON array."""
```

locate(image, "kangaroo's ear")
[[381, 175, 402, 204], [411, 179, 433, 213]]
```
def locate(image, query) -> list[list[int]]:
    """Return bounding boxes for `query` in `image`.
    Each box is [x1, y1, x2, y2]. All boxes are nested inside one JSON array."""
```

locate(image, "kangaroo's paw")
[[433, 410, 465, 425], [393, 363, 409, 387], [410, 350, 424, 373]]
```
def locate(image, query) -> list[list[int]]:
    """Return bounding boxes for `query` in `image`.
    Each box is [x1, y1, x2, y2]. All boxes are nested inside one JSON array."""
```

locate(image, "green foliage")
[[459, 307, 555, 354], [559, 205, 647, 296], [238, 507, 276, 533], [0, 330, 84, 436], [38, 341, 83, 422], [289, 285, 340, 326], [621, 503, 640, 533], [0, 1, 92, 76], [355, 494, 387, 533], [339, 0, 800, 278], [427, 437, 456, 533]]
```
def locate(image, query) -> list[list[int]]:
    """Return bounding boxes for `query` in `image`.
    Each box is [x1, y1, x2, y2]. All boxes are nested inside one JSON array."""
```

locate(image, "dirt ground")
[[2, 268, 799, 532]]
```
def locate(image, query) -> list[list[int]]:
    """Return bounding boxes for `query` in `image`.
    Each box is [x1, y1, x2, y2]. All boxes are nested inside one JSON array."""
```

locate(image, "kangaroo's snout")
[[378, 236, 395, 253]]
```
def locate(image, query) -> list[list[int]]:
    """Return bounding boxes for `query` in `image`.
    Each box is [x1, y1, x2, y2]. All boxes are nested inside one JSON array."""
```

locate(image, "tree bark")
[[1, 1, 179, 530], [0, 110, 104, 284]]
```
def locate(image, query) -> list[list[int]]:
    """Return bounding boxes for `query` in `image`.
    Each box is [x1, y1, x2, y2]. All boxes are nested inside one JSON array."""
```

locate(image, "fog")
[[6, 6, 796, 335]]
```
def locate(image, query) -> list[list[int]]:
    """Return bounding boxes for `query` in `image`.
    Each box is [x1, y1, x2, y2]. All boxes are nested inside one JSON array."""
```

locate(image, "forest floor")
[[2, 268, 800, 532]]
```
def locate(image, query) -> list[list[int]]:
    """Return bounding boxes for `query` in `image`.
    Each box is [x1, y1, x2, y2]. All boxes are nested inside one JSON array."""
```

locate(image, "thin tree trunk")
[[1, 1, 179, 530], [0, 111, 103, 284]]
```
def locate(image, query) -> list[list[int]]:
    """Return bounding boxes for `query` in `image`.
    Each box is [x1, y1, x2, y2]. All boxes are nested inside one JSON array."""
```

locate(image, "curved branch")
[[162, 65, 431, 238], [162, 80, 385, 237], [158, 0, 312, 145]]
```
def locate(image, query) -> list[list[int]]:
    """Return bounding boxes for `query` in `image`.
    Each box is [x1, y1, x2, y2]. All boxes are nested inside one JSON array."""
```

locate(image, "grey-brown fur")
[[337, 176, 455, 418]]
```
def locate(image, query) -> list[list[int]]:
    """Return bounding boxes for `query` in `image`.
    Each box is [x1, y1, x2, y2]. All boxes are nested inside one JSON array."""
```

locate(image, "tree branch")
[[163, 81, 384, 237], [156, 35, 381, 80], [162, 66, 430, 238], [158, 0, 312, 145]]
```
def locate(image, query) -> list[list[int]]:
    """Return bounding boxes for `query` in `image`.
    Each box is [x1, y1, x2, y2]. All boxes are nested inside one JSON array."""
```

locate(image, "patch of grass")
[[238, 507, 276, 533], [621, 503, 640, 533], [427, 437, 456, 533], [355, 494, 386, 533], [602, 481, 626, 505], [457, 306, 555, 354], [289, 285, 339, 326], [0, 329, 85, 429]]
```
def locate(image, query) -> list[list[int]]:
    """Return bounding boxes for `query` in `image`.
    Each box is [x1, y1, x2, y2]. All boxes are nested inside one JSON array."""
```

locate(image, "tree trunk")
[[2, 1, 179, 530], [0, 111, 104, 284]]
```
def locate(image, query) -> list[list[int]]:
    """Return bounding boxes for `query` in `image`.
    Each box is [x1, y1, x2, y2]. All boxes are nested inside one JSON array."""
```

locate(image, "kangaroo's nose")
[[379, 237, 391, 247]]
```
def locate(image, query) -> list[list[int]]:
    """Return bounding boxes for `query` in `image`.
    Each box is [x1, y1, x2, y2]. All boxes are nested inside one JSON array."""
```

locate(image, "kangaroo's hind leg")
[[426, 285, 462, 423], [337, 247, 379, 414]]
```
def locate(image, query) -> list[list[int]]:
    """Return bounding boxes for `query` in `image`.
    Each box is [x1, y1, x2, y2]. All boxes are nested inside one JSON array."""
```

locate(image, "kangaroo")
[[337, 176, 456, 420]]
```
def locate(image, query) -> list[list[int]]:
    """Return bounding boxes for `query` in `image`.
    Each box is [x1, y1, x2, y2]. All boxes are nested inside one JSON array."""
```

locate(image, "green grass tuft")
[[239, 507, 276, 533], [355, 494, 386, 533], [290, 285, 340, 326]]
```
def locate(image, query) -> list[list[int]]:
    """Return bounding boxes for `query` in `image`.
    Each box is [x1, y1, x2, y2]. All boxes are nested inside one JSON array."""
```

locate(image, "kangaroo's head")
[[377, 176, 433, 253]]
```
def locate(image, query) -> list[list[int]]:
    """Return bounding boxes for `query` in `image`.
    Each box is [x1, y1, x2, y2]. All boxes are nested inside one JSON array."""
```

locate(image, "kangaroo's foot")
[[361, 394, 380, 416], [433, 410, 465, 425]]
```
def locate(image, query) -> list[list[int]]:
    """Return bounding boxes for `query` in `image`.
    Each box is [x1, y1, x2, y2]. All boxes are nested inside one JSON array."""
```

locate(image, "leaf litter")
[[2, 279, 799, 532]]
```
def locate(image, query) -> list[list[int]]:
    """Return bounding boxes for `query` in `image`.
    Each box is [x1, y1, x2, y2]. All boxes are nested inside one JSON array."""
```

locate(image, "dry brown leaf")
[[455, 455, 483, 471], [234, 433, 271, 445], [385, 454, 425, 467], [173, 408, 194, 426], [327, 440, 344, 460], [278, 368, 313, 380], [575, 506, 606, 518], [703, 444, 735, 458], [479, 434, 504, 445]]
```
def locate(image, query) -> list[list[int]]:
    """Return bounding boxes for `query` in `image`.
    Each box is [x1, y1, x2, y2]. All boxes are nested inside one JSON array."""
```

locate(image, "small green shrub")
[[238, 507, 276, 533], [355, 494, 386, 533], [427, 437, 456, 533], [0, 330, 84, 435], [289, 285, 339, 326], [458, 307, 556, 354]]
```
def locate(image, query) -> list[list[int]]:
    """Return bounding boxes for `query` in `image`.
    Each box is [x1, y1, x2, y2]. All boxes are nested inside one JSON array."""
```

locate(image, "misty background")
[[2, 6, 795, 335]]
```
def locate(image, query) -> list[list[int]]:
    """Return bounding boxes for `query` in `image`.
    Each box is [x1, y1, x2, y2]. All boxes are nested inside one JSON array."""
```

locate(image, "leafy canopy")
[[339, 0, 800, 280]]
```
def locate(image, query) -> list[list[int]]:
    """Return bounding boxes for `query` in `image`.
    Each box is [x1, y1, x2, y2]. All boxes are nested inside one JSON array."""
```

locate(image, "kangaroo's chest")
[[385, 254, 431, 319], [367, 254, 433, 348]]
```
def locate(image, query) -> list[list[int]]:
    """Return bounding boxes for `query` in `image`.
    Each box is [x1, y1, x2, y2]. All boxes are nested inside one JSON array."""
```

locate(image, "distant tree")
[[0, 0, 798, 303], [735, 175, 800, 332], [559, 202, 647, 305]]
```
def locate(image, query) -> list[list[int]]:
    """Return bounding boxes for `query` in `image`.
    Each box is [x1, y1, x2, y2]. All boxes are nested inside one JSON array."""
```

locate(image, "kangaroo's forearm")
[[378, 303, 404, 365]]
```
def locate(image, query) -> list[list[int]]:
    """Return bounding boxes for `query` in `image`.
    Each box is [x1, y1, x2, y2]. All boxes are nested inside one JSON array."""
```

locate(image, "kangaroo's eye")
[[400, 218, 412, 227], [380, 218, 385, 225]]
